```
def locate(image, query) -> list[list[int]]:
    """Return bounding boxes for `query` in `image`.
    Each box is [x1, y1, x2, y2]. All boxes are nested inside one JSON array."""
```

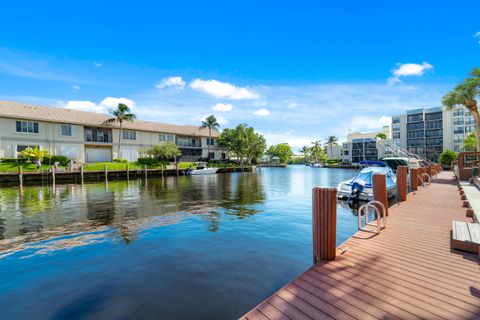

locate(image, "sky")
[[0, 1, 479, 150]]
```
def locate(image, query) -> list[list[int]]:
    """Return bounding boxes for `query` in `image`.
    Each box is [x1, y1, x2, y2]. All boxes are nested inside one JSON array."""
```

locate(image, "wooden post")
[[426, 166, 432, 179], [373, 174, 388, 217], [126, 163, 129, 180], [18, 166, 23, 186], [104, 165, 108, 182], [144, 165, 148, 180], [176, 163, 179, 176], [410, 168, 418, 191], [161, 164, 164, 177], [396, 166, 407, 202], [312, 187, 337, 262], [51, 165, 56, 184]]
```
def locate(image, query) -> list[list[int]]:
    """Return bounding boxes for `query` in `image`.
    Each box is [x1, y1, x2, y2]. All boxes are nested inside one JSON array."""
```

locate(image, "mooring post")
[[144, 165, 148, 180], [104, 165, 108, 182], [373, 173, 388, 217], [396, 166, 407, 202], [312, 187, 337, 262], [18, 166, 23, 186], [51, 165, 56, 184], [176, 163, 179, 176], [126, 164, 129, 180], [161, 164, 164, 177], [80, 165, 84, 184], [410, 167, 418, 191]]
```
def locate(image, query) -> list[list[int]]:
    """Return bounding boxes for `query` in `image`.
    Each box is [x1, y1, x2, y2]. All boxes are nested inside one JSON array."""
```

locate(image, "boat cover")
[[346, 166, 396, 188]]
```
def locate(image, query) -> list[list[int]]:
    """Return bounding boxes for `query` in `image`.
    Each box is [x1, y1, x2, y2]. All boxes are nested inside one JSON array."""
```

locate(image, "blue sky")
[[0, 1, 479, 149]]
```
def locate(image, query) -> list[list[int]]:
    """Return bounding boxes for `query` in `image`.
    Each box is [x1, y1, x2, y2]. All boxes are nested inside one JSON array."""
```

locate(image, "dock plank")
[[241, 172, 480, 320]]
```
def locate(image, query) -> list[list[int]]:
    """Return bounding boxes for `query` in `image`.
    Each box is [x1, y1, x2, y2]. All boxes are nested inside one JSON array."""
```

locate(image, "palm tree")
[[443, 67, 480, 151], [300, 146, 310, 164], [310, 140, 322, 164], [325, 136, 338, 159], [201, 115, 220, 160], [375, 133, 387, 140], [104, 103, 136, 158]]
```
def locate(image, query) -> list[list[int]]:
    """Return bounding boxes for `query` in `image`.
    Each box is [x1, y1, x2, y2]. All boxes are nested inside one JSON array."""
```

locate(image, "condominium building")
[[341, 126, 391, 164], [0, 100, 225, 163], [391, 106, 474, 162]]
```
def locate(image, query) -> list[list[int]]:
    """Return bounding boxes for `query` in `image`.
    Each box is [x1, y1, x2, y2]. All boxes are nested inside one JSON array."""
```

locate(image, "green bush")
[[137, 157, 160, 166], [1, 158, 28, 163], [113, 158, 129, 163], [326, 159, 341, 165], [43, 155, 69, 166], [439, 150, 458, 166]]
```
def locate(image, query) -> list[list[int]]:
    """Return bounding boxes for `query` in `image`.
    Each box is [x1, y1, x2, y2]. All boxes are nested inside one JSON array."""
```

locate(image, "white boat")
[[311, 163, 323, 168], [336, 161, 396, 201], [187, 167, 218, 175]]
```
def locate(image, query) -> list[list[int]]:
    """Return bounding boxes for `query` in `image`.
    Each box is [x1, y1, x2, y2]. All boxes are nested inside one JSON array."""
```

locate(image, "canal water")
[[0, 166, 359, 320]]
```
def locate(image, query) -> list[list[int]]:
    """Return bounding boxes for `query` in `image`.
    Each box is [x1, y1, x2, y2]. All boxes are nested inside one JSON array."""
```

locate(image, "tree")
[[439, 150, 458, 166], [265, 143, 294, 164], [18, 147, 49, 161], [201, 115, 220, 160], [217, 124, 266, 166], [442, 67, 480, 151], [375, 133, 387, 140], [145, 142, 181, 162], [104, 103, 136, 159], [300, 146, 310, 164], [310, 140, 322, 164], [325, 136, 338, 159], [463, 133, 476, 151]]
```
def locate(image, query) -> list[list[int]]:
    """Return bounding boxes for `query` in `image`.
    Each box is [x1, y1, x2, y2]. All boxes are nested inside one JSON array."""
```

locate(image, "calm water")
[[0, 166, 359, 320]]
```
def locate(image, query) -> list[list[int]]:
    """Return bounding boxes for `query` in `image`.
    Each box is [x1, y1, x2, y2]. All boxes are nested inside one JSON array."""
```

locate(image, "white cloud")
[[212, 103, 233, 112], [475, 31, 480, 44], [287, 101, 298, 109], [388, 62, 434, 85], [73, 85, 80, 90], [155, 76, 186, 90], [254, 108, 270, 116], [100, 97, 136, 110], [94, 62, 103, 68], [350, 115, 392, 131], [190, 79, 259, 100], [64, 101, 105, 113]]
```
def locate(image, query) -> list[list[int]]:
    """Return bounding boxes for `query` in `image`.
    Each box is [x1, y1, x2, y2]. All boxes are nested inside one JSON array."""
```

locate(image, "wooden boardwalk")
[[242, 172, 480, 320]]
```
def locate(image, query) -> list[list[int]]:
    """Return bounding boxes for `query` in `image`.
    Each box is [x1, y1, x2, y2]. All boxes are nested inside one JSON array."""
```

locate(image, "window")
[[407, 122, 424, 131], [16, 121, 39, 134], [453, 108, 464, 117], [84, 128, 112, 142], [61, 124, 73, 136], [122, 130, 136, 140], [207, 138, 215, 146], [407, 114, 423, 122], [208, 152, 215, 159], [453, 127, 464, 134], [221, 152, 226, 160], [159, 133, 175, 143], [392, 132, 400, 139], [425, 112, 442, 121]]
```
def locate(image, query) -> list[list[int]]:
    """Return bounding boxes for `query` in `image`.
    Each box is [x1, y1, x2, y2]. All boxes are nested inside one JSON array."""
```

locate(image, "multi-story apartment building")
[[0, 100, 225, 163], [342, 126, 391, 164], [391, 106, 475, 162]]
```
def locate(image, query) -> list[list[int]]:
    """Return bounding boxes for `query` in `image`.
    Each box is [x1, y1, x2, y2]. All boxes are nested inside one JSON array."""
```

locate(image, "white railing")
[[358, 200, 386, 234]]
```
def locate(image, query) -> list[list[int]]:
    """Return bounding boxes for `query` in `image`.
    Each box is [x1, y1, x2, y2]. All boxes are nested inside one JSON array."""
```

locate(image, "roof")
[[0, 100, 219, 137]]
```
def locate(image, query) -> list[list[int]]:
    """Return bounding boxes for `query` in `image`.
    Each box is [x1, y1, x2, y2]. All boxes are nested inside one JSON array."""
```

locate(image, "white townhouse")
[[0, 100, 226, 163]]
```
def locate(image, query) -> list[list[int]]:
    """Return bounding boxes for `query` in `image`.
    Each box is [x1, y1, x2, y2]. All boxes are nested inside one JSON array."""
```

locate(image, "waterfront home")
[[0, 100, 225, 162]]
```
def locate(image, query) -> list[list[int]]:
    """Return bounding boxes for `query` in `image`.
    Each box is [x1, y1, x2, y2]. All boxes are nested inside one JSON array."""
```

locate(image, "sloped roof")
[[0, 100, 219, 137]]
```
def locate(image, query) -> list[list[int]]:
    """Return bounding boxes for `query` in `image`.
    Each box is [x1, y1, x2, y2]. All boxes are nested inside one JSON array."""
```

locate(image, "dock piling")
[[144, 165, 148, 180], [126, 164, 129, 180], [104, 165, 108, 182], [51, 165, 56, 185], [396, 166, 407, 202], [410, 168, 418, 191], [18, 166, 23, 186], [80, 165, 84, 184], [373, 173, 389, 216], [312, 187, 337, 262]]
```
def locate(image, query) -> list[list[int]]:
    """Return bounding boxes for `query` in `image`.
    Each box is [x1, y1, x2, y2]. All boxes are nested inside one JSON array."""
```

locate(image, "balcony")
[[84, 127, 112, 143]]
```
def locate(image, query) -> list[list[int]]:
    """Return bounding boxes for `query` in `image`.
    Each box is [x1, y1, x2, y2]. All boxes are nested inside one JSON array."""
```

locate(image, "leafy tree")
[[145, 142, 181, 162], [375, 133, 387, 140], [300, 146, 310, 164], [104, 103, 137, 158], [439, 149, 458, 166], [18, 147, 49, 162], [310, 140, 323, 164], [325, 136, 338, 159], [201, 115, 220, 159], [265, 143, 294, 164], [442, 67, 480, 151], [463, 133, 476, 151], [217, 124, 266, 166]]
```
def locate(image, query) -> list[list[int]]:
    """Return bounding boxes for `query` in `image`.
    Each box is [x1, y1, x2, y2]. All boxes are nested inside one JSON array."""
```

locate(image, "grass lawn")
[[82, 162, 144, 171], [0, 162, 52, 173]]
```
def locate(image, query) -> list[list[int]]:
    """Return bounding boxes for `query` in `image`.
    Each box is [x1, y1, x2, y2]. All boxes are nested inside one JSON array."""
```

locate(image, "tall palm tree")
[[104, 103, 136, 158], [201, 115, 220, 160], [310, 140, 322, 164], [300, 146, 310, 164], [325, 136, 338, 158], [443, 67, 480, 151]]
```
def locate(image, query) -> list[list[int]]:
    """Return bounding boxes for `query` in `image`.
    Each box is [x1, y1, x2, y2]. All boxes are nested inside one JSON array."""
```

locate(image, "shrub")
[[1, 158, 28, 163], [113, 158, 129, 163], [43, 155, 69, 166], [439, 150, 458, 166], [137, 157, 159, 166]]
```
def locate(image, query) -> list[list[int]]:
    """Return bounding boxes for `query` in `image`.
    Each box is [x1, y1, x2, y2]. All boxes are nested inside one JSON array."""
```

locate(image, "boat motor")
[[348, 179, 366, 203]]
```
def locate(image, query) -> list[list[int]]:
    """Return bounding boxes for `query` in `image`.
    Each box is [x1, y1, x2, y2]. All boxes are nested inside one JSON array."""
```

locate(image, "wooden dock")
[[242, 171, 480, 320]]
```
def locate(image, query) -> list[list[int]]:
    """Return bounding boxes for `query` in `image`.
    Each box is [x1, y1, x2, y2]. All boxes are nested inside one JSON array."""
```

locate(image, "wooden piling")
[[463, 201, 469, 208], [396, 166, 407, 202], [126, 164, 130, 180], [104, 165, 108, 182], [161, 164, 164, 177], [410, 167, 418, 191], [373, 173, 388, 216], [18, 166, 23, 186], [144, 165, 148, 180], [51, 165, 56, 184], [312, 187, 337, 262], [461, 195, 467, 200], [80, 165, 84, 183]]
